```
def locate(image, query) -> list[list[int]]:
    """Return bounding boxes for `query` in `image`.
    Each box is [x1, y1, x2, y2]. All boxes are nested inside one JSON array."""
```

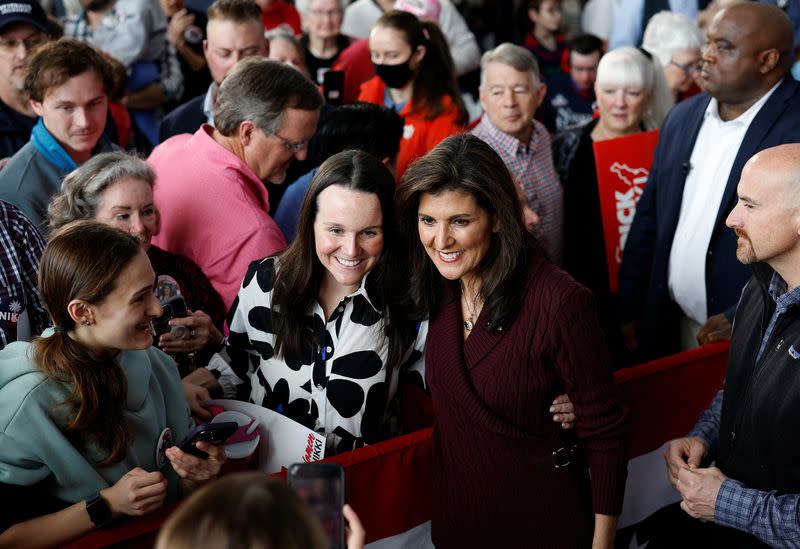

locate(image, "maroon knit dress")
[[425, 254, 628, 548]]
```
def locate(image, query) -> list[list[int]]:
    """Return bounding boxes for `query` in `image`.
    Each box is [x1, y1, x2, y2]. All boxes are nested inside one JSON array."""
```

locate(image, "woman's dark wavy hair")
[[33, 221, 142, 465], [376, 10, 468, 125], [397, 134, 541, 329], [271, 150, 414, 370]]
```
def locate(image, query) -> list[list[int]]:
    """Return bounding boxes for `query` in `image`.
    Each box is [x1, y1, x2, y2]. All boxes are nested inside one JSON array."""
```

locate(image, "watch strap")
[[86, 492, 113, 528]]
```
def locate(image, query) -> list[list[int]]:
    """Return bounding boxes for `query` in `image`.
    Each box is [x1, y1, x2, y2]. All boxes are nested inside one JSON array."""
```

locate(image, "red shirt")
[[358, 76, 463, 181], [331, 38, 374, 105], [261, 0, 301, 35]]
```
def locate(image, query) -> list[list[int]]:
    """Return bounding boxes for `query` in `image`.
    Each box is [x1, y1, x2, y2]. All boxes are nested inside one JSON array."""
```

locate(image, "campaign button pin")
[[156, 427, 173, 469]]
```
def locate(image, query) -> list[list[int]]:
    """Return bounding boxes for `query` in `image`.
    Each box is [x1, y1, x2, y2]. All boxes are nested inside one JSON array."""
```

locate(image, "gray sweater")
[[0, 139, 116, 230]]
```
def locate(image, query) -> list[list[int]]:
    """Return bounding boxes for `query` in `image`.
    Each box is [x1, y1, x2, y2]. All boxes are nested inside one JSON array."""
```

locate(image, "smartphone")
[[151, 295, 189, 339], [322, 70, 344, 107], [176, 421, 238, 458], [287, 463, 345, 549]]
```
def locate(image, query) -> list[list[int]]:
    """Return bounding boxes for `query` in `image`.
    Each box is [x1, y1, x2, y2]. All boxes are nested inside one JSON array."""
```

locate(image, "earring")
[[81, 319, 94, 327]]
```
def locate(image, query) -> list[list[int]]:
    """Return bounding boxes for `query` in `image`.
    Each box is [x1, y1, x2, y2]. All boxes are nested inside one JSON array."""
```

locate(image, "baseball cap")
[[394, 0, 441, 22], [0, 0, 49, 33]]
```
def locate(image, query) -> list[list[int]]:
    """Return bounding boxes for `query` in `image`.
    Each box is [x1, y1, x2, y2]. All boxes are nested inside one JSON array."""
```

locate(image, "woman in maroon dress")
[[397, 133, 628, 548]]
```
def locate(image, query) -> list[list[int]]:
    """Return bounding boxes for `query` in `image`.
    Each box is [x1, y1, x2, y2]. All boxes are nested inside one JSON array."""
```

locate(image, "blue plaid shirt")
[[689, 272, 800, 547]]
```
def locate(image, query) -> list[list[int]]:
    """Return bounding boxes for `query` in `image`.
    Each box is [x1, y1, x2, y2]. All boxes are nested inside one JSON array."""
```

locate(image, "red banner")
[[593, 130, 659, 292]]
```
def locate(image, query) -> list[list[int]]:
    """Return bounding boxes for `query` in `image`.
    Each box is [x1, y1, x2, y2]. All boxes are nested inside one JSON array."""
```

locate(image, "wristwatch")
[[86, 492, 113, 528]]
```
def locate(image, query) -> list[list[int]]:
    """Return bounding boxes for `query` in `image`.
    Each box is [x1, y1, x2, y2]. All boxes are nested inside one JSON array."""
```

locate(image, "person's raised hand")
[[159, 310, 223, 354], [167, 9, 195, 46]]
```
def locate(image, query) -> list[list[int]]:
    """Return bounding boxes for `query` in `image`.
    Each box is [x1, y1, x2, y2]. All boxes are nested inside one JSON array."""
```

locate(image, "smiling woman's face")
[[82, 250, 162, 357], [594, 81, 649, 136], [94, 177, 157, 249], [313, 185, 385, 294], [416, 189, 495, 285]]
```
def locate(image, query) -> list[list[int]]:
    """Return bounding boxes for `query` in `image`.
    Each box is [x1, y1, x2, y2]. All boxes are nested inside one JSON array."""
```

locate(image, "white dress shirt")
[[609, 0, 697, 50], [667, 81, 780, 323]]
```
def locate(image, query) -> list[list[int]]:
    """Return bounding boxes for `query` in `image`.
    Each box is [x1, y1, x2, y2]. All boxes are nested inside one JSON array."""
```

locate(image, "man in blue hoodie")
[[0, 38, 116, 229]]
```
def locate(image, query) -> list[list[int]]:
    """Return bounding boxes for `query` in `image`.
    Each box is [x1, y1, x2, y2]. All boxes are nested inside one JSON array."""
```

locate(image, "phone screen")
[[288, 464, 344, 549], [322, 70, 344, 107]]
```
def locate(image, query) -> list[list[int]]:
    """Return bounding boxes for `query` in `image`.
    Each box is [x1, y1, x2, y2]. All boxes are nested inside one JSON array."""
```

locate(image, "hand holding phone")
[[175, 421, 238, 458]]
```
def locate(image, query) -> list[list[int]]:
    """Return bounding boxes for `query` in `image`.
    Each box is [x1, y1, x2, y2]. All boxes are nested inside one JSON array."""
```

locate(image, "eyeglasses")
[[310, 9, 342, 18], [0, 34, 47, 53], [669, 59, 700, 77], [267, 130, 309, 153]]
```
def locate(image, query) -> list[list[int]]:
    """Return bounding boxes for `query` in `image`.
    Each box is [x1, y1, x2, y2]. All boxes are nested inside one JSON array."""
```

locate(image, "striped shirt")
[[472, 115, 563, 264]]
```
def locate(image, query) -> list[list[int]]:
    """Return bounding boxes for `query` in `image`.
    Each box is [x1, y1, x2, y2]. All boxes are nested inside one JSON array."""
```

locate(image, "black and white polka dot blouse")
[[207, 257, 426, 455]]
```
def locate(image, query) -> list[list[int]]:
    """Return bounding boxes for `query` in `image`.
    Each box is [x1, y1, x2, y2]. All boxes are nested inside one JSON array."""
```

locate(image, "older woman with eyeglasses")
[[642, 11, 704, 100], [297, 0, 351, 86]]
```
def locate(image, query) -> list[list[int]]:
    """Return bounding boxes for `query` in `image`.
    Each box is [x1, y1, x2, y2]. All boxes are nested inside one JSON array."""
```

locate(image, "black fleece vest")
[[714, 266, 800, 546]]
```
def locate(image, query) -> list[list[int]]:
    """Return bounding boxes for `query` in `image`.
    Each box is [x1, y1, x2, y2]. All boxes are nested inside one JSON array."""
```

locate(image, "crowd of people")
[[1, 0, 800, 546]]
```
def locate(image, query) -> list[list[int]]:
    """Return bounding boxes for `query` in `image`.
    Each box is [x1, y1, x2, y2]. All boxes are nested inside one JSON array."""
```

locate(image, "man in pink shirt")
[[149, 57, 322, 308]]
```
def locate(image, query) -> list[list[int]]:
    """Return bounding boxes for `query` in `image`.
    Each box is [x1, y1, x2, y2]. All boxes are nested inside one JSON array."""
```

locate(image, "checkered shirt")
[[0, 201, 48, 349], [715, 477, 800, 547], [472, 115, 563, 264]]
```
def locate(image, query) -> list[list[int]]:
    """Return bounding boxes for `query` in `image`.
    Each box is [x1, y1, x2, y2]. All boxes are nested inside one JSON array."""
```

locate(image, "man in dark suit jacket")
[[159, 0, 266, 142], [617, 2, 800, 360]]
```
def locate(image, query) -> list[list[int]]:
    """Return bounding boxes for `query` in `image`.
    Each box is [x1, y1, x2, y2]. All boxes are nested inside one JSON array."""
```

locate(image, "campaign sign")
[[0, 295, 25, 343], [592, 130, 659, 293], [207, 397, 326, 474]]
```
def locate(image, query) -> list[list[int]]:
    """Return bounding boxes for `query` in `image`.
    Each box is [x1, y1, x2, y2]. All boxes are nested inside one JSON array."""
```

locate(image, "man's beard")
[[735, 230, 757, 264]]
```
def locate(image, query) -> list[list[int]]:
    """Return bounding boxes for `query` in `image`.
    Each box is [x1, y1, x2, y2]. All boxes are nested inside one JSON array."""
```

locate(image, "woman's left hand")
[[550, 394, 576, 429], [159, 310, 224, 354], [165, 441, 226, 482]]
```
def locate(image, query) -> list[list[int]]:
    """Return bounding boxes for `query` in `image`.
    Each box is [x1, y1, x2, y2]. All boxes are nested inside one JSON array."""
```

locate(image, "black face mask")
[[374, 60, 415, 89]]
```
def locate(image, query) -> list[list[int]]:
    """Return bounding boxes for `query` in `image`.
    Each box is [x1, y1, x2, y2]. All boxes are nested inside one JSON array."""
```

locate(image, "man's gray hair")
[[265, 27, 303, 53], [213, 57, 323, 136], [47, 152, 155, 234], [480, 43, 541, 89]]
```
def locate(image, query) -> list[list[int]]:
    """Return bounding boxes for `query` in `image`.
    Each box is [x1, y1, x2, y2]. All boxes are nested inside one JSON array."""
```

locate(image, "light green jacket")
[[0, 338, 190, 503]]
